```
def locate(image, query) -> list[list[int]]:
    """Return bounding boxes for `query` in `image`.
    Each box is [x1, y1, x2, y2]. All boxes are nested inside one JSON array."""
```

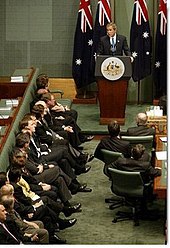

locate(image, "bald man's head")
[[136, 113, 148, 126]]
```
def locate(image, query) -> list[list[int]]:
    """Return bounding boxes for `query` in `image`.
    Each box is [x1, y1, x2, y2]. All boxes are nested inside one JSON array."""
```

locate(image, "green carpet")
[[58, 103, 165, 244], [72, 103, 150, 134], [59, 140, 165, 244]]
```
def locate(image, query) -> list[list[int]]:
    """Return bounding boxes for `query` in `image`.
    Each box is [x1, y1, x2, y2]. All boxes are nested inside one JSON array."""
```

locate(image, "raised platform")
[[100, 117, 125, 125], [73, 97, 97, 104], [72, 103, 149, 135]]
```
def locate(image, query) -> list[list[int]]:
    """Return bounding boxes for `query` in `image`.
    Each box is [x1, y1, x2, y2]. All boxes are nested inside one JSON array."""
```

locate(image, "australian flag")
[[154, 0, 167, 98], [91, 0, 112, 74], [130, 0, 152, 82], [72, 0, 95, 89]]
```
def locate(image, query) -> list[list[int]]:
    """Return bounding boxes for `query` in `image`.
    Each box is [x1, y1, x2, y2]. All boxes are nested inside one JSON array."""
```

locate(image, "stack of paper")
[[10, 76, 24, 82], [159, 136, 167, 142], [6, 99, 19, 107], [156, 151, 167, 161], [0, 106, 12, 111], [0, 115, 9, 119]]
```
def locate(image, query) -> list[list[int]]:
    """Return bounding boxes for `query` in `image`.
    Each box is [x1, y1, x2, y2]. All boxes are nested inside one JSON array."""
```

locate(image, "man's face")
[[27, 119, 37, 133], [107, 25, 116, 38], [47, 95, 55, 108], [0, 204, 7, 223]]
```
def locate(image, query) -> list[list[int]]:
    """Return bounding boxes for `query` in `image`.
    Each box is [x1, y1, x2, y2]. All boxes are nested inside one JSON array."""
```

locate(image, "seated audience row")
[[0, 73, 95, 244]]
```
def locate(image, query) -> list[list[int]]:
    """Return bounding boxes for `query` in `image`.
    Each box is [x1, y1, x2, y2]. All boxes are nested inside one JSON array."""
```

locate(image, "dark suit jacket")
[[97, 34, 131, 56], [36, 120, 54, 146], [94, 136, 131, 161], [109, 156, 161, 183], [127, 125, 156, 136], [0, 220, 21, 244]]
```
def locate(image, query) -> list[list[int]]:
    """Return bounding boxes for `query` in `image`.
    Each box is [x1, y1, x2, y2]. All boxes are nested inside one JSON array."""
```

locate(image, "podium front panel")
[[95, 55, 132, 81]]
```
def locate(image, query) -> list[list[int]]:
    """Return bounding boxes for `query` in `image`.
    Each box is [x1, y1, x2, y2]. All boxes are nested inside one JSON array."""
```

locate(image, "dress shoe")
[[75, 184, 87, 193], [70, 182, 87, 195], [83, 165, 91, 174], [75, 166, 91, 175], [59, 218, 77, 230], [78, 146, 84, 150], [50, 234, 67, 244], [84, 135, 94, 142], [77, 187, 92, 193], [80, 135, 94, 143], [87, 154, 94, 163], [63, 203, 82, 217]]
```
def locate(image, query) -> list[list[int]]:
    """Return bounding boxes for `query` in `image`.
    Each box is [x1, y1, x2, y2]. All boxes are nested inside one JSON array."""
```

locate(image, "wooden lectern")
[[95, 55, 132, 125]]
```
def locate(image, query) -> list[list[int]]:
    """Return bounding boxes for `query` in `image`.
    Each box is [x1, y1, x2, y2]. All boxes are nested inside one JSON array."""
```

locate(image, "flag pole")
[[137, 80, 140, 105]]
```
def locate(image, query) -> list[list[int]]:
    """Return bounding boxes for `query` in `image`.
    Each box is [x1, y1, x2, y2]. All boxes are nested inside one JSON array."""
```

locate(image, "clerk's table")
[[154, 136, 167, 199]]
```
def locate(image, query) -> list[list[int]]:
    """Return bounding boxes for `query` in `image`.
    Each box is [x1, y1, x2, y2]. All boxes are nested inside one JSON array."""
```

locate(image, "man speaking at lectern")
[[97, 22, 133, 62]]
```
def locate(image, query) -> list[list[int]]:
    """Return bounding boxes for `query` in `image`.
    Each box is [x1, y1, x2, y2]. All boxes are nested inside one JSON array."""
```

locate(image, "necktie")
[[112, 37, 114, 46], [0, 222, 20, 243], [111, 37, 116, 53]]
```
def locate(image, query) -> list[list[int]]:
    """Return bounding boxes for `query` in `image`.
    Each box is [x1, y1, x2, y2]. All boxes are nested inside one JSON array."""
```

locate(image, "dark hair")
[[31, 104, 44, 120], [10, 148, 27, 168], [131, 144, 145, 160], [8, 168, 22, 183], [0, 172, 7, 188], [108, 121, 120, 137], [41, 92, 52, 103], [19, 116, 31, 131], [36, 74, 49, 90], [15, 132, 30, 148]]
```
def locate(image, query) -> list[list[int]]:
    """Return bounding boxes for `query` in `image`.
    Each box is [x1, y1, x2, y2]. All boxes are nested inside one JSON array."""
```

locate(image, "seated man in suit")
[[107, 144, 162, 219], [126, 112, 156, 136], [32, 73, 78, 121], [40, 93, 94, 147], [125, 112, 156, 162], [30, 73, 94, 144], [107, 144, 161, 183], [94, 121, 131, 162], [0, 203, 22, 244], [0, 193, 49, 244]]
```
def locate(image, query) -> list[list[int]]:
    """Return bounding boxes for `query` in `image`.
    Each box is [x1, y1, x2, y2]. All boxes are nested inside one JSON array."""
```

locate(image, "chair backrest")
[[101, 149, 124, 165], [108, 167, 144, 198], [121, 135, 154, 153]]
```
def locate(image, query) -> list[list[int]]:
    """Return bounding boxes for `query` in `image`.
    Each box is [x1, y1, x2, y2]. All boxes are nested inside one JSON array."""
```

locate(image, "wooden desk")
[[0, 81, 28, 99], [0, 99, 21, 126], [147, 116, 167, 135], [0, 67, 35, 99], [0, 67, 35, 152], [154, 137, 167, 199]]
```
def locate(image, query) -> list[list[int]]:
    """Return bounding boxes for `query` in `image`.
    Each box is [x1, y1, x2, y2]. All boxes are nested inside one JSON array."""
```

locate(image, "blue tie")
[[112, 37, 114, 46], [111, 37, 116, 53]]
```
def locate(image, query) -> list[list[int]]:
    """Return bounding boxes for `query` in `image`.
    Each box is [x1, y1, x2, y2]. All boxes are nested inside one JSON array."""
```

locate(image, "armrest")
[[50, 89, 64, 98]]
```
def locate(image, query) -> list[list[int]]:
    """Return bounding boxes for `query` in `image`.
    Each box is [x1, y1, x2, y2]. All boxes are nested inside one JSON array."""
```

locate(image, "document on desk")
[[159, 136, 167, 142], [156, 151, 167, 160], [11, 76, 23, 82]]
